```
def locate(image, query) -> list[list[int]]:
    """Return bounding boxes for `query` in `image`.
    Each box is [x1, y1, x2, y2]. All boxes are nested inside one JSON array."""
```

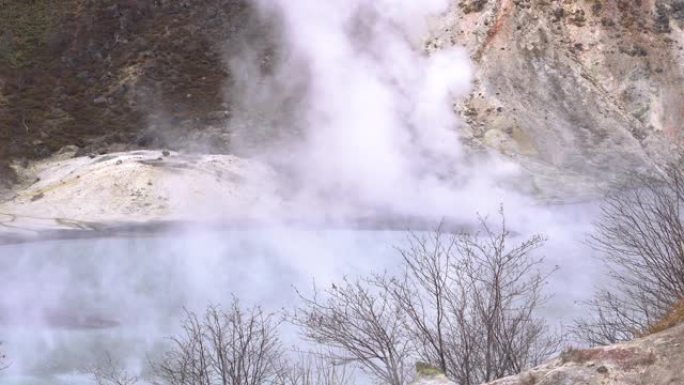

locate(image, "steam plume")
[[230, 0, 521, 222]]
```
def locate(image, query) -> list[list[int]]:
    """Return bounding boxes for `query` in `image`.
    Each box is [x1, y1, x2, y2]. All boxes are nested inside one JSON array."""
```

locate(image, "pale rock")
[[411, 364, 456, 385], [0, 150, 282, 234], [430, 0, 684, 199], [486, 323, 684, 385]]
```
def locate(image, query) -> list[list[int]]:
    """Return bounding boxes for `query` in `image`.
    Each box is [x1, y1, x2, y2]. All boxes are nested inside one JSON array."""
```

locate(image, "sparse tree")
[[391, 210, 559, 385], [92, 352, 141, 385], [294, 275, 414, 385], [275, 351, 354, 385], [576, 162, 684, 345], [154, 298, 284, 385], [295, 209, 559, 385]]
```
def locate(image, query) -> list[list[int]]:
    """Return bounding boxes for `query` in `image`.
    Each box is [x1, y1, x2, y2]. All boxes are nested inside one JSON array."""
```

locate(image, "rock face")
[[431, 0, 684, 197], [1, 0, 683, 199], [486, 323, 684, 385], [0, 150, 279, 235], [410, 324, 684, 385]]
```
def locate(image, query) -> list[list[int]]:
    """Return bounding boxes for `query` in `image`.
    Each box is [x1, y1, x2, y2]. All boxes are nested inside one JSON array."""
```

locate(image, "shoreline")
[[0, 216, 479, 246]]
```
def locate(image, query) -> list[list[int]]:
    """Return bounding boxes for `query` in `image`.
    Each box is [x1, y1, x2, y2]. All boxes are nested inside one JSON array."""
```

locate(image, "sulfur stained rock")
[[411, 364, 455, 385], [431, 0, 684, 199], [485, 323, 684, 385]]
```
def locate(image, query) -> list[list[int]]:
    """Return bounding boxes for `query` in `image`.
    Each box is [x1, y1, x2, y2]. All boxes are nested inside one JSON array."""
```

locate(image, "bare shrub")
[[275, 352, 354, 385], [576, 163, 684, 345], [391, 210, 559, 385], [92, 352, 140, 385], [150, 209, 557, 385], [295, 209, 559, 385], [294, 275, 414, 385], [154, 298, 284, 385]]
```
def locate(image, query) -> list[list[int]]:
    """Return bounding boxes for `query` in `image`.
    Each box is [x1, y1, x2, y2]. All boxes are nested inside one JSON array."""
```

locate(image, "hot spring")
[[0, 204, 600, 384]]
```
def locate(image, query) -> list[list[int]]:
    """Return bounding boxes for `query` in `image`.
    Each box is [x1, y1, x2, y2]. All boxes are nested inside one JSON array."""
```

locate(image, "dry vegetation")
[[294, 274, 415, 385], [92, 352, 140, 385], [155, 300, 285, 385], [644, 298, 684, 336], [575, 162, 684, 345], [560, 346, 656, 370], [0, 0, 275, 185], [295, 210, 560, 385], [150, 298, 353, 385], [83, 210, 559, 385]]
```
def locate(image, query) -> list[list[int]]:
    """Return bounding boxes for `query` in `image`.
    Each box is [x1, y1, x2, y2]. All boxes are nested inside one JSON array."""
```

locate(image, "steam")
[[230, 0, 521, 221], [0, 1, 604, 384]]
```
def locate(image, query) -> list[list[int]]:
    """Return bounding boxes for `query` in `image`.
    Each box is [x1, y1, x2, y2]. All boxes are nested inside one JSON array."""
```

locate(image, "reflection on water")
[[0, 218, 600, 384]]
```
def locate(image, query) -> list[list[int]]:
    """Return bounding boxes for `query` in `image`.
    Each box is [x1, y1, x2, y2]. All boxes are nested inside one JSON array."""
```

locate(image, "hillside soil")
[[0, 0, 274, 188]]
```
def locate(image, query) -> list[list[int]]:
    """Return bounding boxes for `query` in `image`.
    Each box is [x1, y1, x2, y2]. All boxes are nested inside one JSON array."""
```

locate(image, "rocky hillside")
[[490, 324, 684, 385], [410, 322, 684, 385], [433, 0, 684, 196], [0, 0, 274, 188], [1, 0, 683, 198]]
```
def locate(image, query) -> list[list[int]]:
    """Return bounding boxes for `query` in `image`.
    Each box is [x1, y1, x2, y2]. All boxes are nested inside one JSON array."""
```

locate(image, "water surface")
[[0, 215, 601, 384]]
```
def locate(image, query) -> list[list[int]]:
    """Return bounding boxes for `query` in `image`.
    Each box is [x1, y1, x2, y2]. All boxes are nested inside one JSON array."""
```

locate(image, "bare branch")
[[92, 352, 141, 385], [154, 298, 284, 385], [393, 208, 559, 385], [294, 208, 559, 385], [275, 350, 354, 385], [577, 163, 684, 344], [293, 275, 414, 385]]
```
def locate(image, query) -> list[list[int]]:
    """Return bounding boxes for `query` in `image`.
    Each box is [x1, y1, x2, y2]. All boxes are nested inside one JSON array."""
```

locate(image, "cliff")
[[1, 0, 683, 198], [433, 0, 684, 196]]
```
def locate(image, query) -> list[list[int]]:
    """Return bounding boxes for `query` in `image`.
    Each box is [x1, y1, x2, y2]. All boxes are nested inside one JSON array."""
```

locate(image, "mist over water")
[[1, 219, 600, 385], [0, 0, 604, 384], [0, 230, 417, 384]]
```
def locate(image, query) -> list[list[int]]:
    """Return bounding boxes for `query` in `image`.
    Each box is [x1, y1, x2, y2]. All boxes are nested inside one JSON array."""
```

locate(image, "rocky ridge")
[[413, 323, 684, 385], [491, 324, 684, 384], [0, 149, 280, 238], [2, 0, 683, 200], [431, 0, 684, 197]]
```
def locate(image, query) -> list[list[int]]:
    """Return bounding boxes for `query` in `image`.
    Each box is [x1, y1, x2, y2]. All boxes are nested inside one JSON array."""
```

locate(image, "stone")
[[411, 364, 455, 385], [485, 323, 684, 385]]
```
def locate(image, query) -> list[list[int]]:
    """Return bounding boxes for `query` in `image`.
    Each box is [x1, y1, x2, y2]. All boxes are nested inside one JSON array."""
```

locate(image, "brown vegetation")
[[560, 346, 656, 370], [644, 298, 684, 336], [0, 0, 275, 183], [151, 298, 352, 385]]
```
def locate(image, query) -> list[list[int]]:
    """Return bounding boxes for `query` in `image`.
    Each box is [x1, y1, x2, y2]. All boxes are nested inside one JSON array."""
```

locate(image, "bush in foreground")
[[576, 162, 684, 345]]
